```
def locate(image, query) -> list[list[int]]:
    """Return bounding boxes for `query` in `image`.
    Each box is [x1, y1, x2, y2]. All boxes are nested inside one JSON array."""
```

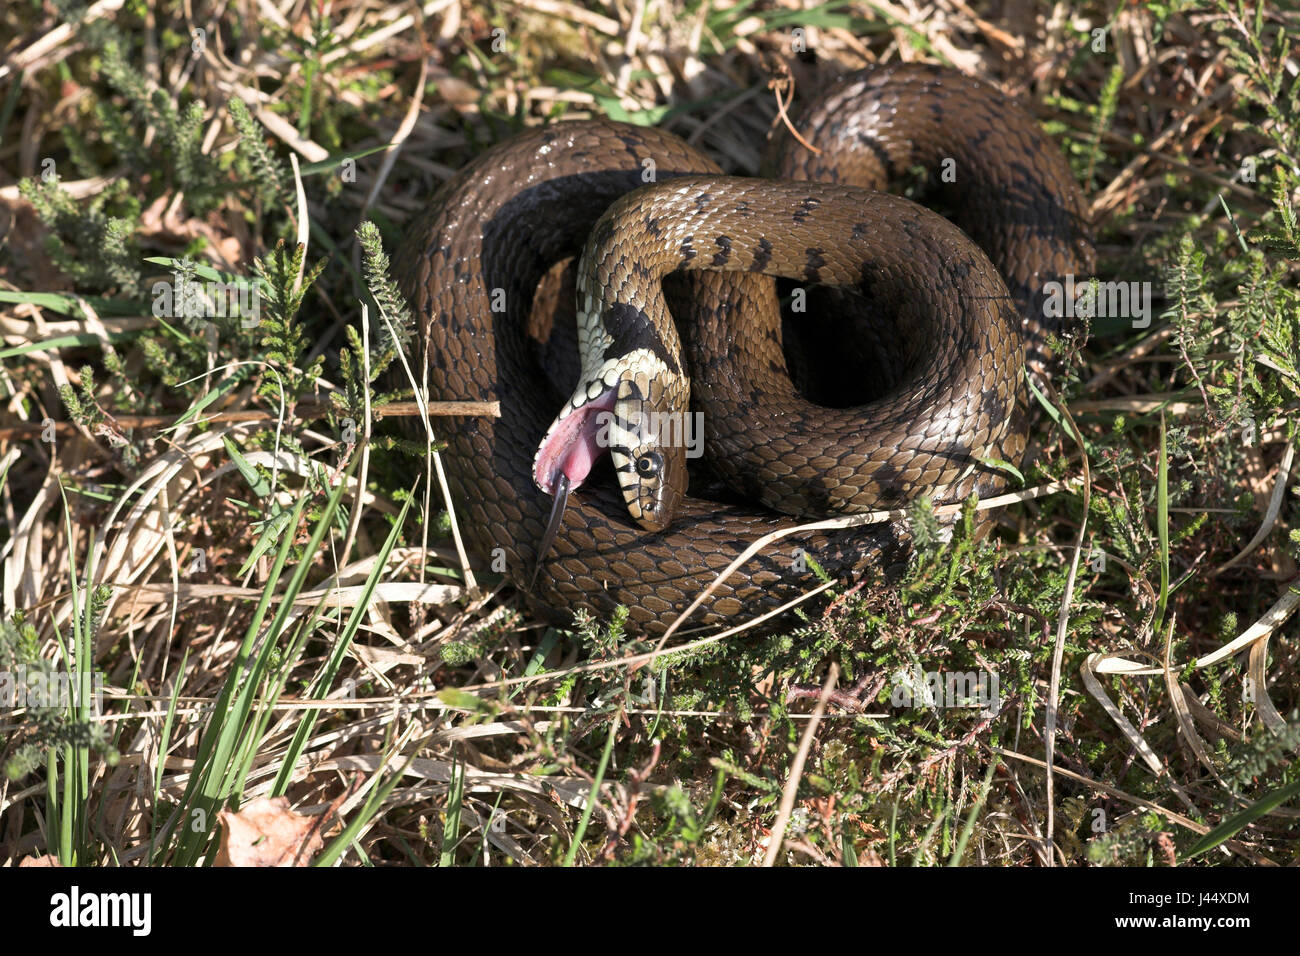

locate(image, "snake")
[[395, 63, 1094, 636]]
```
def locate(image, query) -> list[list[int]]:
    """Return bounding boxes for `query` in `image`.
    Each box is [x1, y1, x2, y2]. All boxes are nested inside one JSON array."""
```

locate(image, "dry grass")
[[0, 0, 1297, 867]]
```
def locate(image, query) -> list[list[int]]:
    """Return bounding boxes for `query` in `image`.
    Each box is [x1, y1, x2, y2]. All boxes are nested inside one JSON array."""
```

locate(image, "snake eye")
[[636, 451, 663, 478]]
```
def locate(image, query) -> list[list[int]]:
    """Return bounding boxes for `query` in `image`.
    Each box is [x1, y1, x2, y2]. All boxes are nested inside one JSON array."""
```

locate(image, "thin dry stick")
[[770, 69, 821, 156], [359, 48, 428, 219], [0, 400, 501, 440], [658, 477, 1081, 648], [1089, 78, 1236, 218], [321, 0, 459, 66], [1216, 440, 1295, 574], [454, 580, 838, 695], [1083, 323, 1174, 392], [94, 693, 878, 721], [503, 0, 622, 35], [764, 663, 838, 867], [0, 0, 125, 81], [987, 747, 1270, 865], [226, 82, 329, 162], [1069, 393, 1196, 415], [1095, 568, 1300, 677], [375, 288, 478, 595], [1040, 379, 1091, 867], [613, 0, 647, 96]]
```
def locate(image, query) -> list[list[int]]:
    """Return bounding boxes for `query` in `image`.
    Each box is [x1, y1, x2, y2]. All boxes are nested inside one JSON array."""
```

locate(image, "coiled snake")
[[396, 63, 1094, 636]]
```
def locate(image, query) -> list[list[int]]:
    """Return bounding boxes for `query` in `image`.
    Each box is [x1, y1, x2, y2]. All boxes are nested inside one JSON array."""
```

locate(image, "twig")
[[1215, 441, 1295, 574], [764, 663, 837, 866], [1039, 377, 1091, 867], [0, 399, 501, 441], [766, 58, 820, 156]]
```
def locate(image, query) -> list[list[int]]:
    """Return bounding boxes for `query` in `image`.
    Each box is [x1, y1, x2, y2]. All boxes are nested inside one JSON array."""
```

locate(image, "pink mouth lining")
[[533, 388, 618, 495]]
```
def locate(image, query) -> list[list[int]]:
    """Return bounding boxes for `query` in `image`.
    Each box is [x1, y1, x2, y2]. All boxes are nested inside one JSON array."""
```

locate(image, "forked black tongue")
[[529, 472, 571, 593]]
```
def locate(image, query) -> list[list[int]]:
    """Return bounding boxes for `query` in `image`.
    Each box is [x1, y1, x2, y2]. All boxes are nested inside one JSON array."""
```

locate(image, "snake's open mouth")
[[533, 387, 617, 495]]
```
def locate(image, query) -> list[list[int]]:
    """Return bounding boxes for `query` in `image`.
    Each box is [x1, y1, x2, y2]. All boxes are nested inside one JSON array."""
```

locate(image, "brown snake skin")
[[395, 63, 1095, 636]]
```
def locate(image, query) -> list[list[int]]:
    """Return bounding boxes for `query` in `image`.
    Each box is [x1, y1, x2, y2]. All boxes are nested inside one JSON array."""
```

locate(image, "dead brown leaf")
[[214, 796, 325, 867]]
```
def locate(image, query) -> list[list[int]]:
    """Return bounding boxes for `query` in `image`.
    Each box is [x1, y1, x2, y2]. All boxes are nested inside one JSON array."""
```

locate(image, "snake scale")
[[396, 63, 1095, 636]]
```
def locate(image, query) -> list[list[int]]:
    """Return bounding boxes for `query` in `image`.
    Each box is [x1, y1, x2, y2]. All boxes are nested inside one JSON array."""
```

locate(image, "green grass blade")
[[1154, 413, 1170, 633], [161, 366, 253, 433], [948, 756, 1001, 866], [0, 290, 141, 317], [563, 716, 619, 866], [273, 493, 415, 794], [211, 457, 361, 806], [439, 760, 464, 867], [314, 751, 412, 867], [1182, 775, 1300, 861], [163, 494, 308, 863], [149, 647, 190, 861]]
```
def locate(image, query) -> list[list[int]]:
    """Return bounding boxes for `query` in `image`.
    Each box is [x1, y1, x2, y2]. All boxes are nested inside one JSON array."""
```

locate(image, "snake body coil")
[[397, 64, 1094, 635]]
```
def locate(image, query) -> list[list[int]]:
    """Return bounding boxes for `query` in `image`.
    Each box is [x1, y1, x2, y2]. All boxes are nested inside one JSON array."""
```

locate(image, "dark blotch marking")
[[852, 133, 898, 181], [712, 236, 732, 268], [804, 248, 826, 283], [979, 389, 1005, 422], [602, 300, 649, 341], [870, 461, 907, 505], [793, 197, 821, 224], [601, 301, 681, 376], [589, 215, 618, 253], [750, 237, 773, 273]]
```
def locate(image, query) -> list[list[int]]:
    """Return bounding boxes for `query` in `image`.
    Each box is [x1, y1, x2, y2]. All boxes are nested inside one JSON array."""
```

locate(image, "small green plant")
[[252, 240, 328, 411]]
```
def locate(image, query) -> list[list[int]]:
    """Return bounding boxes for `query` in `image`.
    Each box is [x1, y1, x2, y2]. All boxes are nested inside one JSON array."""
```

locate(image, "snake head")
[[608, 375, 688, 532], [533, 355, 688, 532]]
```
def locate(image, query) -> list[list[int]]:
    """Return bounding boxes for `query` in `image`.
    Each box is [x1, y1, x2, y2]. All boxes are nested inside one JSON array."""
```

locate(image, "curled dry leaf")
[[214, 796, 324, 867]]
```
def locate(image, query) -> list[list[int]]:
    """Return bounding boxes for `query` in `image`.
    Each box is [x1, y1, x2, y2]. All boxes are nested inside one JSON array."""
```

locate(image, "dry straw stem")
[[657, 477, 1083, 646], [764, 662, 837, 867], [1079, 575, 1300, 842], [0, 400, 503, 440], [1215, 441, 1295, 574], [4, 0, 1299, 867], [1093, 572, 1300, 680], [358, 49, 428, 220], [0, 0, 126, 81], [988, 747, 1272, 866], [372, 480, 1084, 715], [380, 273, 480, 597], [1040, 384, 1091, 867]]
